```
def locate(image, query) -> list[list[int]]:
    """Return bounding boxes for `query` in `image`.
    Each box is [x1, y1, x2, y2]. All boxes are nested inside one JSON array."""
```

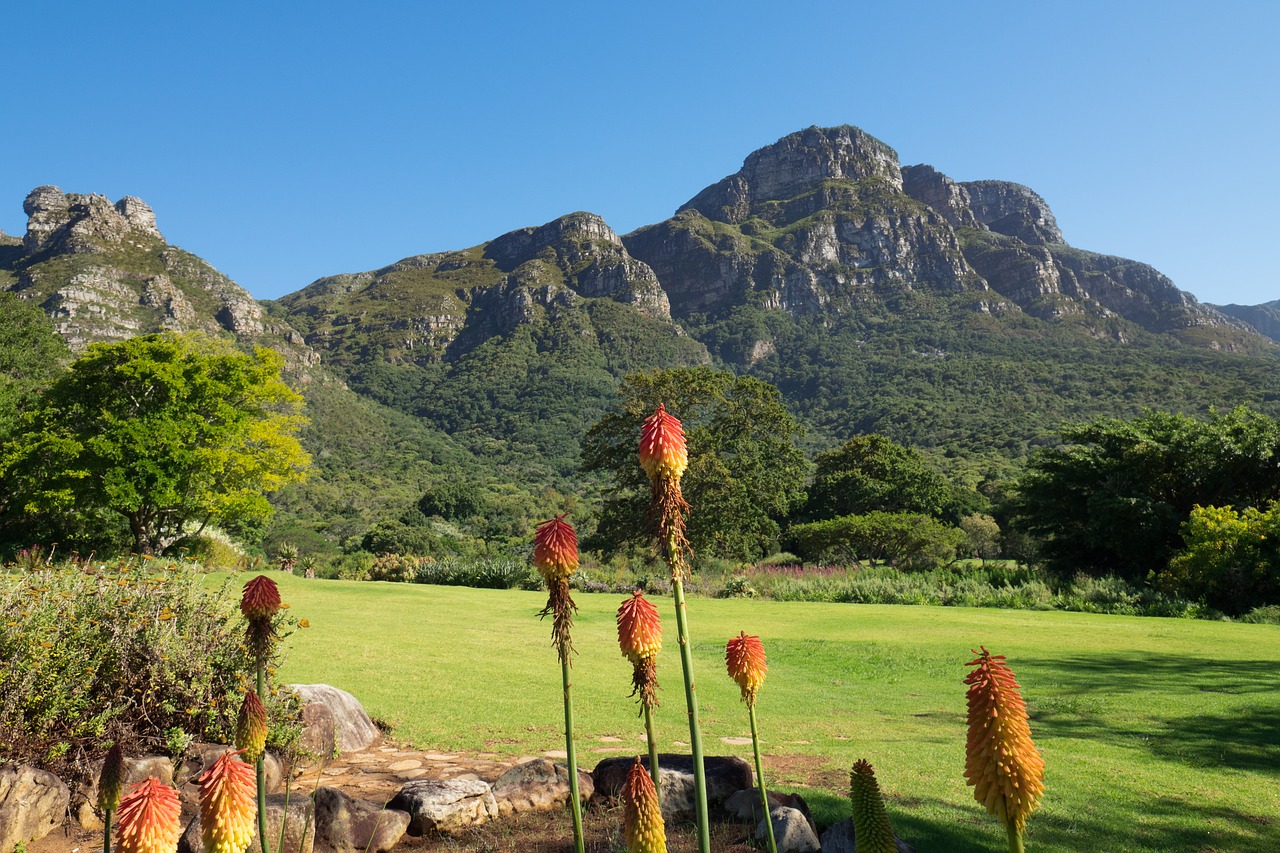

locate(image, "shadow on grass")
[[1023, 651, 1280, 774]]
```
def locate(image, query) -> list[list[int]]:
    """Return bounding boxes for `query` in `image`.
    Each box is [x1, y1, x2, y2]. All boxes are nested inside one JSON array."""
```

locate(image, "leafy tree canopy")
[[1, 332, 311, 555], [0, 293, 70, 439], [1160, 503, 1280, 616], [1011, 407, 1280, 583], [581, 367, 810, 560], [803, 433, 953, 521]]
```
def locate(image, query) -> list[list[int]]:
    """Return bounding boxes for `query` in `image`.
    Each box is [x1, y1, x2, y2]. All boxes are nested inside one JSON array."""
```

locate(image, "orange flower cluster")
[[198, 750, 258, 853], [617, 591, 662, 708], [115, 777, 183, 853], [235, 690, 268, 764], [849, 760, 898, 853], [964, 647, 1045, 833], [725, 631, 768, 706], [638, 404, 688, 482], [533, 515, 579, 585], [623, 759, 667, 853]]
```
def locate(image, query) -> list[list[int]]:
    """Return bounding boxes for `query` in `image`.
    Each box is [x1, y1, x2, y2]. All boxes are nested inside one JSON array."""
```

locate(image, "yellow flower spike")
[[639, 404, 688, 482], [115, 777, 183, 853], [623, 759, 667, 853], [235, 691, 268, 764], [533, 514, 579, 585], [964, 647, 1045, 840], [849, 760, 898, 853], [725, 631, 768, 706], [616, 591, 662, 664], [198, 749, 257, 853]]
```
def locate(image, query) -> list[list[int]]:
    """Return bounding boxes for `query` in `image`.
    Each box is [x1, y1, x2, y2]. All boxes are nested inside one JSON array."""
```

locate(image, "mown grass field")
[[262, 574, 1280, 852]]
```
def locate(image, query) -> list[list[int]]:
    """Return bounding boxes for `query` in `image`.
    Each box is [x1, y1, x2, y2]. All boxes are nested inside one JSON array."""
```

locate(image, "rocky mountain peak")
[[22, 185, 164, 254], [959, 179, 1063, 245], [484, 211, 622, 270], [680, 125, 903, 224]]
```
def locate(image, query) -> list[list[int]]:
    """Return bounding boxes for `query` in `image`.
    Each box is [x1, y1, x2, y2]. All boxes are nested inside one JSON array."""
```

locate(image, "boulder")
[[83, 754, 175, 807], [762, 805, 821, 853], [290, 684, 380, 754], [180, 744, 286, 797], [820, 817, 916, 853], [311, 787, 410, 853], [491, 758, 594, 816], [388, 778, 499, 835], [179, 792, 314, 853], [592, 754, 753, 819], [0, 765, 70, 853], [725, 787, 813, 827]]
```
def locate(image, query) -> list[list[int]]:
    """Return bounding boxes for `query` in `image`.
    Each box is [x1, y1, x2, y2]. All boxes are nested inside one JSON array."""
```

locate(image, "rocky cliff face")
[[1212, 301, 1280, 344], [3, 186, 318, 370]]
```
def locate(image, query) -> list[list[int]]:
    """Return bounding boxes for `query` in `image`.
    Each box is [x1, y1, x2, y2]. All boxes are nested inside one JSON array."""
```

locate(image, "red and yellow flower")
[[623, 758, 667, 853], [115, 777, 183, 853], [533, 515, 579, 585], [198, 749, 258, 853], [725, 631, 768, 706], [239, 575, 280, 621], [235, 690, 268, 764], [639, 404, 688, 482]]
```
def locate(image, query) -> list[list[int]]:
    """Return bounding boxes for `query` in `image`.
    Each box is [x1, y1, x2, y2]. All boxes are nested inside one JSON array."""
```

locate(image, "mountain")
[[5, 125, 1280, 546], [1211, 301, 1280, 343]]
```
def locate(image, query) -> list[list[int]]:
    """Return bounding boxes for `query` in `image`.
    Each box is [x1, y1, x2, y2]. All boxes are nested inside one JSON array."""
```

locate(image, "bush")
[[0, 555, 298, 784]]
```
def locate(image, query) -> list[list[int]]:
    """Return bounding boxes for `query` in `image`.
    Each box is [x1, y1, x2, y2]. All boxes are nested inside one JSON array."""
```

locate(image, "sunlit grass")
[[253, 573, 1280, 853]]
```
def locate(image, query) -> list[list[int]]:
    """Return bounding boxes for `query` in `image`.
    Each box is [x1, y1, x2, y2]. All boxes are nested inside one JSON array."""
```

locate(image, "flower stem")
[[1007, 821, 1026, 853], [256, 659, 270, 853], [671, 576, 711, 853], [102, 810, 112, 853], [642, 703, 660, 805], [748, 703, 777, 853], [561, 653, 585, 853]]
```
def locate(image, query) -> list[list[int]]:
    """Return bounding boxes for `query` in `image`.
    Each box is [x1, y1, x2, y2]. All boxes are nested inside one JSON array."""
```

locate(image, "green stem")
[[1007, 821, 1025, 853], [671, 576, 711, 853], [257, 659, 270, 853], [748, 703, 778, 853], [561, 652, 585, 853], [642, 703, 660, 806], [102, 810, 112, 853]]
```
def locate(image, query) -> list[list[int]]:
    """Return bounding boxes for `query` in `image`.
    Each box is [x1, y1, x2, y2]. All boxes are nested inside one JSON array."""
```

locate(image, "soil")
[[28, 738, 811, 853]]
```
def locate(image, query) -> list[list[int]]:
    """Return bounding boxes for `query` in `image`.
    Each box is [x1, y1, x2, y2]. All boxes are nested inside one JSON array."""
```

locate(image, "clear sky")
[[2, 1, 1276, 305]]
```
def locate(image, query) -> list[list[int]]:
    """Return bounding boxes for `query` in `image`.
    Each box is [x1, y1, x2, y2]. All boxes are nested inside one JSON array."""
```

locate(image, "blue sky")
[[3, 1, 1276, 305]]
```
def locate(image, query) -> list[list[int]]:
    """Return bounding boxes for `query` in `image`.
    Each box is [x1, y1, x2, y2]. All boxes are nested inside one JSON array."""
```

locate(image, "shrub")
[[0, 555, 297, 785]]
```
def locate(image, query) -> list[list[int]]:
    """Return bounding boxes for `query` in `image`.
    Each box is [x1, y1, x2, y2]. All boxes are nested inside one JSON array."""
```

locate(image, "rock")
[[298, 700, 338, 761], [388, 778, 499, 835], [180, 744, 286, 797], [179, 792, 314, 853], [491, 758, 594, 816], [0, 764, 71, 853], [724, 788, 812, 826], [960, 179, 1063, 245], [290, 684, 381, 754], [311, 787, 410, 853], [820, 817, 916, 853], [592, 754, 752, 818], [84, 754, 176, 806], [761, 805, 821, 853], [76, 800, 104, 831]]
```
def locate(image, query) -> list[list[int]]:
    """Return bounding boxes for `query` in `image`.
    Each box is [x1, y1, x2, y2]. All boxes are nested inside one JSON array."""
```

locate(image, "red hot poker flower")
[[98, 742, 126, 815], [964, 647, 1045, 834], [234, 690, 268, 764], [623, 758, 667, 853], [639, 404, 688, 482], [617, 590, 663, 664], [115, 777, 183, 853], [534, 514, 579, 584], [198, 750, 257, 853], [725, 631, 768, 706], [239, 575, 280, 621]]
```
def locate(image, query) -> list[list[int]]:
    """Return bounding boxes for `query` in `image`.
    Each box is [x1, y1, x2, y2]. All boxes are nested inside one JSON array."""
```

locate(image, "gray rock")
[[592, 754, 753, 819], [180, 744, 286, 796], [311, 787, 410, 853], [725, 788, 812, 826], [762, 805, 820, 853], [179, 792, 314, 853], [0, 764, 70, 853], [820, 817, 915, 853], [491, 758, 593, 816], [290, 684, 381, 754], [388, 778, 499, 835]]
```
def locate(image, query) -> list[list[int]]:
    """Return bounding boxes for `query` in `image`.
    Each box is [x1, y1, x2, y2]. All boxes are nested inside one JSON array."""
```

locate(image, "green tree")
[[2, 332, 310, 554], [1159, 503, 1280, 615], [582, 368, 810, 560], [1011, 407, 1280, 582], [789, 511, 965, 570], [0, 293, 70, 438], [803, 434, 952, 521]]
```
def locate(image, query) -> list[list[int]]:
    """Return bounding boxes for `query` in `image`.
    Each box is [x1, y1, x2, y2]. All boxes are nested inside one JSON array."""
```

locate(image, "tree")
[[788, 511, 965, 571], [582, 368, 810, 560], [1011, 408, 1280, 582], [2, 332, 310, 554], [802, 434, 952, 521], [0, 293, 70, 439], [1159, 503, 1280, 616]]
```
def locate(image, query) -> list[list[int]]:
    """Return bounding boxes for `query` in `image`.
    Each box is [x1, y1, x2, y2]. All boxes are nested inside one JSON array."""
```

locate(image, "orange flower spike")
[[115, 778, 183, 853], [234, 690, 268, 764], [198, 750, 258, 853], [639, 404, 688, 482], [964, 647, 1046, 833], [623, 758, 668, 853], [617, 591, 663, 664], [534, 515, 579, 585], [725, 631, 768, 706], [239, 575, 280, 621]]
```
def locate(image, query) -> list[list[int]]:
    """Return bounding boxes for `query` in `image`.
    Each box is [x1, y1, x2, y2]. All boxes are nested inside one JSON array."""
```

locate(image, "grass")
[[259, 573, 1280, 852]]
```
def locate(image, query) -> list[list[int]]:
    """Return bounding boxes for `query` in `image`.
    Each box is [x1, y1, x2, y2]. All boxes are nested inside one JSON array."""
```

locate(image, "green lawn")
[[262, 574, 1280, 852]]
